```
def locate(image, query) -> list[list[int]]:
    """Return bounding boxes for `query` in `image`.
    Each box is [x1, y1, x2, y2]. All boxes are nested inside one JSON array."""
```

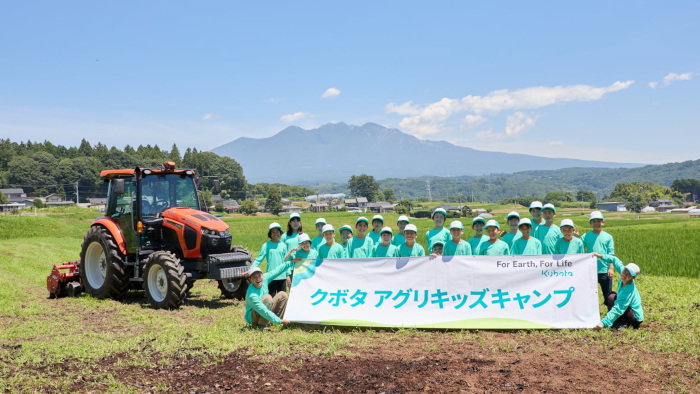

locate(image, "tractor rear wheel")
[[143, 251, 187, 309], [79, 226, 130, 300], [218, 245, 253, 300]]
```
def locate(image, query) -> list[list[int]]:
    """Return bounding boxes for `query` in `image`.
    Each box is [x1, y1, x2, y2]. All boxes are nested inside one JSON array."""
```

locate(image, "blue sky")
[[1, 1, 698, 164]]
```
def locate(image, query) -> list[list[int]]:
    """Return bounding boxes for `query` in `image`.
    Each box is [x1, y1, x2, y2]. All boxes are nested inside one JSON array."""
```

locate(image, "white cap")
[[289, 213, 301, 220], [249, 267, 262, 276], [449, 220, 464, 230], [590, 211, 604, 221], [625, 263, 640, 277], [380, 226, 393, 235], [518, 218, 532, 227], [484, 220, 500, 230], [404, 224, 418, 233], [397, 215, 410, 223], [298, 233, 311, 244], [543, 203, 556, 212], [315, 217, 326, 225], [529, 201, 543, 209], [432, 240, 445, 246], [472, 217, 486, 225], [322, 224, 335, 233], [432, 208, 447, 218], [507, 211, 520, 219], [372, 214, 384, 223], [268, 222, 282, 231], [560, 219, 575, 228], [338, 225, 353, 234]]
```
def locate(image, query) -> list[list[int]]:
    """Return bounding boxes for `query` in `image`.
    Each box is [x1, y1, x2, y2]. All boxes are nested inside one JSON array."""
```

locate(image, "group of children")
[[247, 204, 644, 330]]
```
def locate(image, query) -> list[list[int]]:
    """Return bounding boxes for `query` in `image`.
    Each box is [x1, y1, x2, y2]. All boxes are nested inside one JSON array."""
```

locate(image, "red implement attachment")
[[47, 261, 82, 298]]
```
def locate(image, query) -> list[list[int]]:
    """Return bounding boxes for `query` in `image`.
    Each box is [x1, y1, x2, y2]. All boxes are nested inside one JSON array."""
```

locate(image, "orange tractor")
[[48, 162, 253, 308]]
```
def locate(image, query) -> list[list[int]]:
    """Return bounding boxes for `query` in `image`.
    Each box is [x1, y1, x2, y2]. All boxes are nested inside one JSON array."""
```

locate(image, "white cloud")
[[266, 98, 284, 103], [322, 87, 341, 98], [475, 129, 504, 140], [548, 140, 564, 145], [386, 81, 634, 138], [461, 114, 487, 130], [649, 72, 693, 88], [280, 112, 314, 123], [505, 112, 537, 137], [201, 113, 216, 121]]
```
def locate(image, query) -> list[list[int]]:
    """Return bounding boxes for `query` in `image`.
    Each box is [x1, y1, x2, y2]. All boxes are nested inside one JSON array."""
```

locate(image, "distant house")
[[0, 203, 25, 212], [434, 205, 461, 216], [656, 204, 679, 212], [281, 205, 303, 215], [89, 198, 108, 212], [310, 202, 328, 212], [0, 188, 26, 203], [596, 202, 627, 212], [689, 209, 700, 218], [367, 202, 397, 214], [650, 199, 673, 207], [345, 197, 368, 212], [45, 194, 73, 208], [222, 200, 240, 214]]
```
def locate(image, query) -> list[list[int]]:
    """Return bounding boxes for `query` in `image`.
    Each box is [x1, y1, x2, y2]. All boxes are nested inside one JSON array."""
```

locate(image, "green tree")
[[33, 198, 44, 208], [382, 188, 396, 202], [239, 200, 258, 215], [671, 179, 700, 202], [397, 199, 413, 211], [348, 174, 380, 202], [265, 186, 283, 215], [7, 152, 58, 194], [214, 202, 224, 212], [0, 191, 8, 204], [576, 190, 597, 203]]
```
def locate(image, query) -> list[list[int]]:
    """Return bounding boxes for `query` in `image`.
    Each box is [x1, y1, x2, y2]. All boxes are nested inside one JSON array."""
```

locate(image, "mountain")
[[211, 122, 643, 184]]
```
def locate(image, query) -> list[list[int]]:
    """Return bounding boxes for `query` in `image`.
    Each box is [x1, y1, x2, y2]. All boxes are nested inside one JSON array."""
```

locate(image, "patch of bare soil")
[[32, 331, 692, 393]]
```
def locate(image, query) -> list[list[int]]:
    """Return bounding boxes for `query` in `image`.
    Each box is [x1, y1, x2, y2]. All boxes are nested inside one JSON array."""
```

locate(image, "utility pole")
[[426, 180, 432, 202], [75, 181, 79, 204]]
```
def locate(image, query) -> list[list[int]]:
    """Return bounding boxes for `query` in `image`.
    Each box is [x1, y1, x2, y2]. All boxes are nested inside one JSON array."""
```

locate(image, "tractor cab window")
[[140, 174, 199, 218], [107, 178, 135, 218]]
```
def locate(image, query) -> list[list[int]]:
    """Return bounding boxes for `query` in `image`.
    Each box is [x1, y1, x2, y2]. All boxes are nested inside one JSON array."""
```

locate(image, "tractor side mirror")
[[213, 179, 221, 193], [113, 179, 125, 195]]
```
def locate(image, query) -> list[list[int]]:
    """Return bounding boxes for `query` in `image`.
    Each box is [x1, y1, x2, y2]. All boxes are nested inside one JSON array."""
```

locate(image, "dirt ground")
[[21, 329, 692, 393]]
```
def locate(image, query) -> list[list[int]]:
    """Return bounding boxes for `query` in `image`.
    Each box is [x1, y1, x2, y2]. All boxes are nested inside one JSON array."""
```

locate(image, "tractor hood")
[[161, 207, 229, 233]]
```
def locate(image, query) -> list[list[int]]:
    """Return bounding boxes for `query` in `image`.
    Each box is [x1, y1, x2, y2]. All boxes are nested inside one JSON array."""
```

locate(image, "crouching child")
[[592, 253, 644, 330]]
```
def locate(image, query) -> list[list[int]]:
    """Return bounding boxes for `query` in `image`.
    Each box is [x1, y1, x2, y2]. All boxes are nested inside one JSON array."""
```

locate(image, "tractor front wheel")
[[218, 245, 253, 300], [79, 226, 130, 299], [143, 251, 187, 309]]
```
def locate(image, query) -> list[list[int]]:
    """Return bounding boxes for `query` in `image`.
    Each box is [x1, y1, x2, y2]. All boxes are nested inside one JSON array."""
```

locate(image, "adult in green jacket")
[[593, 253, 644, 330], [281, 212, 303, 277], [243, 264, 293, 328], [251, 222, 289, 297]]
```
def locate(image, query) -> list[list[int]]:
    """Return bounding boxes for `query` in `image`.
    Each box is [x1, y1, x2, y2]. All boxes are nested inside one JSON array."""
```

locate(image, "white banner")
[[285, 254, 600, 329]]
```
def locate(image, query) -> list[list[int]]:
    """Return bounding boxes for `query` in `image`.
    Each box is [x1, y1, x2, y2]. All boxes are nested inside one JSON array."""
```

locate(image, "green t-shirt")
[[348, 236, 375, 258], [311, 236, 325, 251], [581, 231, 615, 273], [244, 261, 294, 325], [340, 243, 349, 258], [318, 242, 345, 259], [426, 227, 451, 254], [291, 248, 319, 261], [280, 232, 301, 275], [399, 243, 426, 257], [368, 231, 382, 245], [372, 243, 400, 258], [511, 237, 542, 255], [392, 232, 406, 247], [468, 235, 489, 256], [443, 239, 472, 256], [478, 240, 511, 256], [501, 231, 522, 248], [251, 241, 289, 281], [535, 224, 562, 254], [554, 237, 584, 254], [599, 255, 644, 326]]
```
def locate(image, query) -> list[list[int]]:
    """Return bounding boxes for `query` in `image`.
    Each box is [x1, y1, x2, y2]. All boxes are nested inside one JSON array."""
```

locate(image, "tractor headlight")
[[201, 228, 218, 236]]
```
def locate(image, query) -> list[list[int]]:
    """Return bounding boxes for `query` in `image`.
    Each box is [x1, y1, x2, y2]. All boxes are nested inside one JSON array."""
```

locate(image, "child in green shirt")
[[311, 218, 326, 251], [501, 211, 522, 248], [444, 220, 472, 256], [582, 211, 616, 300], [593, 253, 643, 330], [468, 217, 489, 256], [368, 214, 384, 244], [348, 217, 375, 258], [535, 203, 562, 254], [511, 218, 542, 255], [251, 222, 289, 297], [554, 219, 584, 254], [478, 220, 510, 255], [338, 224, 353, 258], [399, 224, 425, 257], [317, 224, 344, 259], [373, 227, 400, 257], [529, 201, 545, 233], [426, 208, 450, 254], [392, 215, 410, 247]]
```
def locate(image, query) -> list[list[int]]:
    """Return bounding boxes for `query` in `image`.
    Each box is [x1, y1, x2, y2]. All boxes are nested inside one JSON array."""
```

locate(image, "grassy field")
[[0, 206, 698, 391]]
